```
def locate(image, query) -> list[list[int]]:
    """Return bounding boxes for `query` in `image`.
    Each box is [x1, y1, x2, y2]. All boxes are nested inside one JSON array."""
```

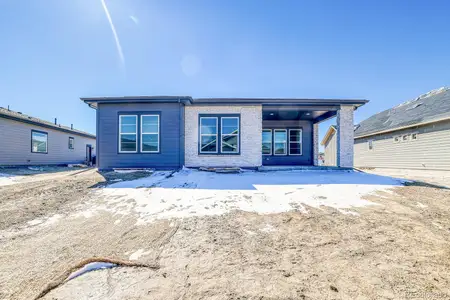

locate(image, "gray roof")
[[354, 87, 450, 138], [81, 96, 368, 108], [0, 107, 96, 139]]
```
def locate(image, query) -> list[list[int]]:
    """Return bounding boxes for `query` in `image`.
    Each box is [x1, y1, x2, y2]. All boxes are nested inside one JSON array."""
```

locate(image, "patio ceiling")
[[262, 106, 337, 123]]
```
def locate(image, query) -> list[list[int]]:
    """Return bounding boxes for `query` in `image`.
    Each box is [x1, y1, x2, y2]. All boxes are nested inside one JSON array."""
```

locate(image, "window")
[[274, 129, 287, 155], [368, 140, 374, 150], [141, 115, 160, 153], [31, 130, 48, 153], [289, 129, 302, 155], [262, 129, 272, 155], [119, 115, 137, 153], [411, 133, 418, 140], [221, 117, 239, 153], [393, 136, 400, 143], [68, 137, 74, 149], [200, 117, 218, 153]]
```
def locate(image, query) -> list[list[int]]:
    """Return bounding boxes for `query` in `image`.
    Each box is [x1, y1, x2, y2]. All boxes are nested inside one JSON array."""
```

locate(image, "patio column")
[[313, 123, 319, 166], [336, 105, 354, 168]]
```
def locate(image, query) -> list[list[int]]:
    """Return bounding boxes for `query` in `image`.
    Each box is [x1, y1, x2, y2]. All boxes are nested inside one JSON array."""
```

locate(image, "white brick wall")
[[313, 123, 319, 166], [185, 105, 262, 168], [337, 105, 354, 168]]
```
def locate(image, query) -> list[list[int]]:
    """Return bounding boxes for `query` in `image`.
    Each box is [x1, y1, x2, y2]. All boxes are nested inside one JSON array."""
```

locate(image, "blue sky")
[[1, 0, 449, 146]]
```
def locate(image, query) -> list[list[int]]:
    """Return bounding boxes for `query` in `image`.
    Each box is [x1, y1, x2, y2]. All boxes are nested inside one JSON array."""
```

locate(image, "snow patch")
[[77, 169, 402, 224], [416, 202, 428, 208], [129, 249, 151, 260]]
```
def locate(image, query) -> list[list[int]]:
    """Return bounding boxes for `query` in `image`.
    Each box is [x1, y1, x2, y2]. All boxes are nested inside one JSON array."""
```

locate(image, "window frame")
[[199, 116, 219, 154], [273, 129, 288, 156], [68, 137, 74, 150], [31, 130, 48, 154], [221, 117, 240, 154], [118, 114, 138, 153], [262, 129, 272, 156], [288, 129, 303, 156], [140, 114, 160, 153]]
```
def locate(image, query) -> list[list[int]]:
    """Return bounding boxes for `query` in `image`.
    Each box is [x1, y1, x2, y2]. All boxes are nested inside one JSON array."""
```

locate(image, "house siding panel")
[[324, 131, 337, 166], [262, 120, 313, 166], [0, 117, 95, 165], [185, 105, 262, 167], [97, 102, 183, 170], [354, 119, 450, 170]]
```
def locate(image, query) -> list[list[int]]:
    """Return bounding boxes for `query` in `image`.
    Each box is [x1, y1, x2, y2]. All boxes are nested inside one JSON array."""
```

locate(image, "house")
[[81, 96, 368, 170], [0, 107, 96, 166], [321, 125, 337, 166], [354, 87, 450, 170]]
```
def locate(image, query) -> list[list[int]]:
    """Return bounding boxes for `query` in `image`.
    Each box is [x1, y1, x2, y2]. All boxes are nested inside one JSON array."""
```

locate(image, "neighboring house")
[[0, 107, 96, 166], [354, 87, 450, 170], [81, 96, 368, 170], [321, 125, 337, 166]]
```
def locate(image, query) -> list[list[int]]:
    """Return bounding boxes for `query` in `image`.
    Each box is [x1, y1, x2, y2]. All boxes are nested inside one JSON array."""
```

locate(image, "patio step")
[[257, 165, 352, 172]]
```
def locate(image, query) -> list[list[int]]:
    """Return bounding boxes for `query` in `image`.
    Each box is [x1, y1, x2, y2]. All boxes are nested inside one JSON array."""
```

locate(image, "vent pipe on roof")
[[71, 124, 73, 130], [54, 118, 57, 125], [7, 105, 10, 111]]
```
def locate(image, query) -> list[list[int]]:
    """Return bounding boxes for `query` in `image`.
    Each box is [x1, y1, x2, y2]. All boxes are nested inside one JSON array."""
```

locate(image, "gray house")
[[0, 108, 96, 166], [81, 96, 367, 170], [354, 87, 450, 170]]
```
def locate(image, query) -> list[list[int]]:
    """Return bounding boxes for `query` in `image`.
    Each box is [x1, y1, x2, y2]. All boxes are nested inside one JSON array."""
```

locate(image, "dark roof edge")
[[0, 113, 96, 139], [80, 96, 193, 109], [354, 115, 450, 139]]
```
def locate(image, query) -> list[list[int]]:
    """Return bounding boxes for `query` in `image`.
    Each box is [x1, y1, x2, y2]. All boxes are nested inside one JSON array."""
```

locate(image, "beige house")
[[321, 125, 337, 166], [354, 87, 450, 170]]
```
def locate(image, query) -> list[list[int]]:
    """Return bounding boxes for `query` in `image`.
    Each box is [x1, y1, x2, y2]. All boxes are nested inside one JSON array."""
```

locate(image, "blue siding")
[[262, 120, 313, 166], [97, 102, 183, 170]]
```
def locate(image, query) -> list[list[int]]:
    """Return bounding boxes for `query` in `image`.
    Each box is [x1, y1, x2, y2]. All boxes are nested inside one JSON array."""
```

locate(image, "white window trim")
[[288, 129, 303, 156], [262, 129, 272, 155], [140, 114, 160, 153], [119, 115, 138, 153], [200, 117, 218, 154], [69, 137, 74, 150], [221, 117, 239, 153], [32, 131, 48, 153], [273, 129, 287, 156]]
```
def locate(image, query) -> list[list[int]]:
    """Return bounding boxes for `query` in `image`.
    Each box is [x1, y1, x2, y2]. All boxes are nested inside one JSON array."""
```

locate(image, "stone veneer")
[[336, 105, 354, 168], [184, 105, 262, 167], [313, 123, 319, 166]]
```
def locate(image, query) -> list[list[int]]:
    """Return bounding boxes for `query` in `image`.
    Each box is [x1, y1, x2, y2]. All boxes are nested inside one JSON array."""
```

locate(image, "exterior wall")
[[185, 105, 262, 167], [262, 120, 313, 166], [313, 123, 319, 166], [97, 102, 183, 170], [0, 117, 95, 165], [354, 119, 450, 170], [324, 130, 337, 166], [337, 105, 354, 168]]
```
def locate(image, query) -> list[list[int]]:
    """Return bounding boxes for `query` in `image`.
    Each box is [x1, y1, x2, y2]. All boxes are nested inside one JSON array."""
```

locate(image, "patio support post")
[[313, 123, 319, 166], [336, 105, 354, 168]]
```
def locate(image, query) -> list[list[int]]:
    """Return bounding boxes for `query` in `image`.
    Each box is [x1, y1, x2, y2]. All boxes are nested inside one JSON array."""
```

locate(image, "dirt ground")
[[0, 168, 449, 300]]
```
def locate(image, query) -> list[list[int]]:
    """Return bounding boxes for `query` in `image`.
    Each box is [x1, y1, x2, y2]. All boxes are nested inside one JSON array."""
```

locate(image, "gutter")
[[354, 116, 450, 139]]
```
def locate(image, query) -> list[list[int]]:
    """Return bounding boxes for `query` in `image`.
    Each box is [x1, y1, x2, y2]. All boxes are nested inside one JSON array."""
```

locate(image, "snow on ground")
[[0, 173, 20, 187], [76, 169, 404, 224]]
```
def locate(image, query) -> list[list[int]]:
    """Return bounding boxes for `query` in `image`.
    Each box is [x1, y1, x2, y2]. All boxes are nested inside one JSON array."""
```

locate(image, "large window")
[[274, 129, 287, 155], [200, 117, 218, 153], [199, 115, 240, 154], [262, 129, 272, 155], [119, 115, 137, 153], [221, 117, 239, 153], [289, 129, 302, 155], [31, 130, 48, 153], [68, 137, 74, 149], [141, 115, 160, 153]]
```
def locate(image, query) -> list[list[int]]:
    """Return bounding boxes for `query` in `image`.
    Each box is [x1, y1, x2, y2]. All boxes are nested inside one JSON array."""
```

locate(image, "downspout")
[[178, 98, 181, 169]]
